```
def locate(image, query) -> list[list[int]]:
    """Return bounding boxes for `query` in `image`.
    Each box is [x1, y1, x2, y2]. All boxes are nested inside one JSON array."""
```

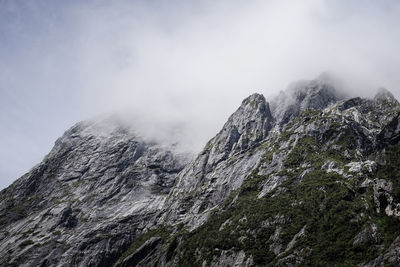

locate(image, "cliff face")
[[165, 93, 273, 229], [2, 76, 400, 267], [0, 118, 188, 266]]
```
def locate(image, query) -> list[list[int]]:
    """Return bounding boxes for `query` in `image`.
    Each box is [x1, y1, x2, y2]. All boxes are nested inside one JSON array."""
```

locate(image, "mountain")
[[0, 118, 188, 266], [1, 75, 400, 266]]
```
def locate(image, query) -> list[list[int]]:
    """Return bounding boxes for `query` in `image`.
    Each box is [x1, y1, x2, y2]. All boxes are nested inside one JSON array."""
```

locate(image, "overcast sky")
[[1, 0, 400, 190]]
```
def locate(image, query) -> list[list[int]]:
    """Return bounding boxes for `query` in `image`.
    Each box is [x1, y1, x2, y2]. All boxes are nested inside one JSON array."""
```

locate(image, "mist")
[[1, 0, 400, 189]]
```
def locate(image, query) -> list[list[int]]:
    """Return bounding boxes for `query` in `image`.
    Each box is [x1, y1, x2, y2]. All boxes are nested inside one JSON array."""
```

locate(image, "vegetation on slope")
[[117, 109, 400, 266]]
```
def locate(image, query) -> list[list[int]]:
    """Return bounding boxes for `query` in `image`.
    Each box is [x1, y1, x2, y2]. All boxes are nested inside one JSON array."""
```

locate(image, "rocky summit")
[[1, 76, 400, 267]]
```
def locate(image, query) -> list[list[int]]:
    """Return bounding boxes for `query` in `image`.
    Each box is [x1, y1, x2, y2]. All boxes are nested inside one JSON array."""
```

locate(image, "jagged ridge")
[[1, 76, 400, 266]]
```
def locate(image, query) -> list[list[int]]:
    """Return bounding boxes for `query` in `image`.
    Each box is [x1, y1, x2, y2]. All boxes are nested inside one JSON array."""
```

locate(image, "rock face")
[[270, 75, 343, 126], [378, 113, 400, 146], [2, 75, 400, 266], [165, 93, 273, 228], [0, 117, 188, 267]]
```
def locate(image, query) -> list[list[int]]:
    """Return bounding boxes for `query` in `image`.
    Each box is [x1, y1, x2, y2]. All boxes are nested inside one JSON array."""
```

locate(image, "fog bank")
[[1, 0, 400, 189]]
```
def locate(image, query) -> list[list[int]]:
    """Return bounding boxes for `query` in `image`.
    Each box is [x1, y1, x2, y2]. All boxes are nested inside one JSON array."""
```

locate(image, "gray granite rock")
[[2, 75, 400, 266]]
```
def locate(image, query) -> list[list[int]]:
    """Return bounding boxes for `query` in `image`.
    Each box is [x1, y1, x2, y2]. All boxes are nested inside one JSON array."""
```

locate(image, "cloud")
[[1, 0, 400, 189], [72, 0, 400, 145]]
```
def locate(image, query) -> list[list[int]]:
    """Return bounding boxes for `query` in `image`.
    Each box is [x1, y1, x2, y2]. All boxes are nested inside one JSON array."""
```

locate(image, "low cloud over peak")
[[1, 0, 400, 189]]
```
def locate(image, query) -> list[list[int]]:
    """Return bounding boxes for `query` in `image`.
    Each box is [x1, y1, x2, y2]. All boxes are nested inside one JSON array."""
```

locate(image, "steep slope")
[[171, 91, 400, 266], [0, 117, 188, 266], [270, 74, 343, 126], [2, 75, 400, 267], [164, 93, 273, 229], [115, 79, 400, 266], [162, 77, 345, 230]]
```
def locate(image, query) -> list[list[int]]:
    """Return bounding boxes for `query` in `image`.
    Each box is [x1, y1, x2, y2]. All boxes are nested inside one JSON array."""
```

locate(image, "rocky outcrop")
[[378, 113, 400, 146], [270, 75, 343, 126], [164, 93, 273, 228], [2, 75, 400, 266], [364, 236, 400, 266], [155, 79, 400, 266], [118, 237, 162, 267], [0, 117, 188, 267]]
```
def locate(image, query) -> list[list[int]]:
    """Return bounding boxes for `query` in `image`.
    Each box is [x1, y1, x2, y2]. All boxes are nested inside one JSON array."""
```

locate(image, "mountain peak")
[[3, 76, 400, 267], [288, 75, 340, 102], [241, 92, 265, 104], [204, 92, 272, 165], [271, 76, 343, 125], [374, 87, 396, 102], [237, 92, 271, 120], [314, 71, 342, 85]]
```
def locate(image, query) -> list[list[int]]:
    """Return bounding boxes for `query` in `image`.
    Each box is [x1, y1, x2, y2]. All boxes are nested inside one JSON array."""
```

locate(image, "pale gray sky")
[[1, 0, 400, 189]]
